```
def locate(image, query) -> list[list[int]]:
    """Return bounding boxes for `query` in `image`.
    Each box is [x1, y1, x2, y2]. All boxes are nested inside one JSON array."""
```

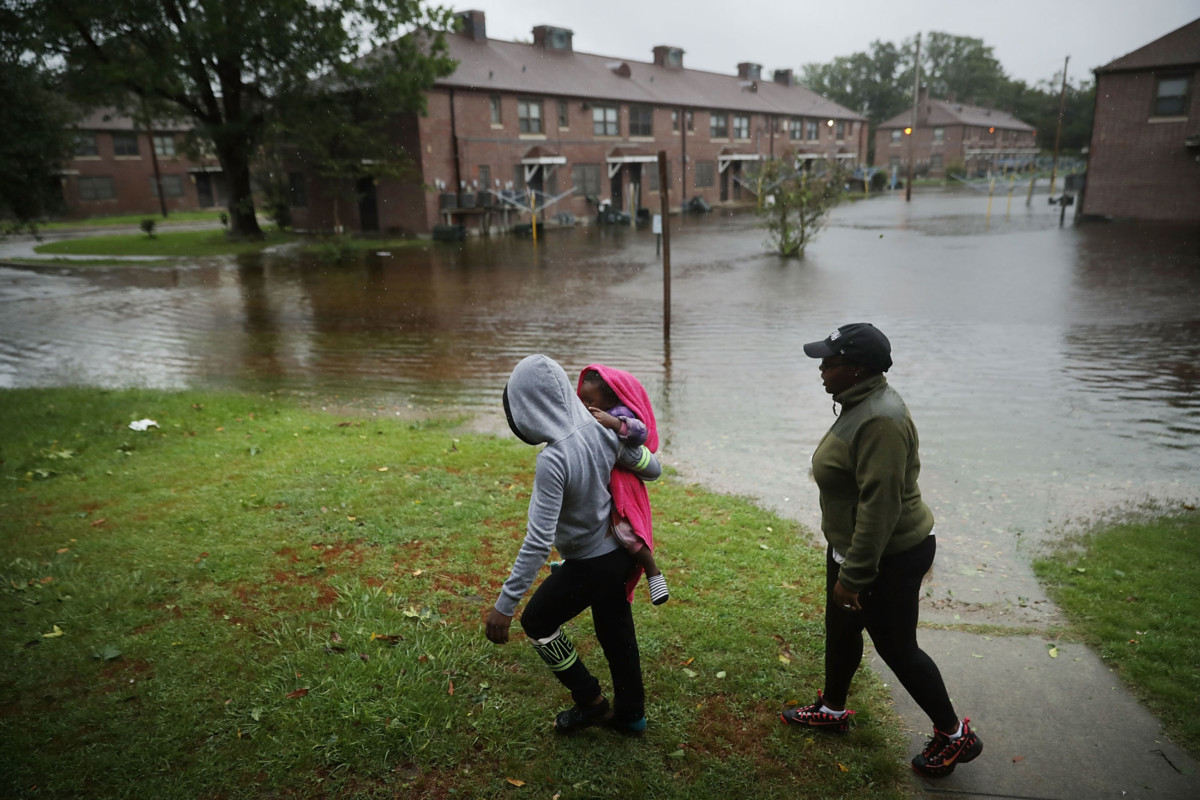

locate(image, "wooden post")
[[531, 193, 537, 245], [658, 151, 671, 342], [1049, 55, 1070, 198]]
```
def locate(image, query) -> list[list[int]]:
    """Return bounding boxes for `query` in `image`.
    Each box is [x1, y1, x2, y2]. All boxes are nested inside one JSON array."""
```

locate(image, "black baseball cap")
[[803, 322, 892, 373]]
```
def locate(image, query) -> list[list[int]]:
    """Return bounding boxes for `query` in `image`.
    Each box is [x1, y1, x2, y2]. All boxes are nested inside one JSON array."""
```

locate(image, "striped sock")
[[647, 573, 669, 605]]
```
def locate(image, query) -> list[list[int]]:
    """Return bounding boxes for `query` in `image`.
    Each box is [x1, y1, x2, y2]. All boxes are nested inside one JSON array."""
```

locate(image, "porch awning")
[[718, 149, 763, 172], [606, 147, 659, 177], [521, 147, 566, 182]]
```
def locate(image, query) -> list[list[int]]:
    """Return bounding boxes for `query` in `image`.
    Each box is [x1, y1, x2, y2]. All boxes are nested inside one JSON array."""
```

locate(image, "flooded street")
[[3, 186, 1198, 626]]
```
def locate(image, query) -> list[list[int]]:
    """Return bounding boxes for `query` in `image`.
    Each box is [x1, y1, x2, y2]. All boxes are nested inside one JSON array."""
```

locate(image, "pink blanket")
[[577, 364, 657, 602]]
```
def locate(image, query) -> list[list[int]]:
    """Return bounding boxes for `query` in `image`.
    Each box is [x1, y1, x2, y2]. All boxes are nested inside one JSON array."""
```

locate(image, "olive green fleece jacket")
[[811, 374, 935, 594]]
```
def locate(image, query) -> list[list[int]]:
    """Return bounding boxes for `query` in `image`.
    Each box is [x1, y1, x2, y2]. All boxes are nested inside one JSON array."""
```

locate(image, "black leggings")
[[823, 536, 958, 732], [520, 548, 645, 722]]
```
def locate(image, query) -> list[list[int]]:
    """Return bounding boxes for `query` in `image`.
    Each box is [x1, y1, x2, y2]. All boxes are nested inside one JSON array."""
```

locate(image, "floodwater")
[[3, 187, 1198, 625]]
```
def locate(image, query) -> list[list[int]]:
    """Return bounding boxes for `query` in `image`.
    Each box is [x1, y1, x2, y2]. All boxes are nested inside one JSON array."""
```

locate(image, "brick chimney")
[[773, 69, 794, 86], [456, 10, 486, 41], [653, 46, 684, 69], [737, 62, 762, 80], [533, 25, 573, 52]]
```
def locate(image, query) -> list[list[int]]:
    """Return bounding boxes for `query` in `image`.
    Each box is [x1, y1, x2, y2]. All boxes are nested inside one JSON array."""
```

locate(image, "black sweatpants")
[[519, 547, 645, 723], [823, 535, 958, 732]]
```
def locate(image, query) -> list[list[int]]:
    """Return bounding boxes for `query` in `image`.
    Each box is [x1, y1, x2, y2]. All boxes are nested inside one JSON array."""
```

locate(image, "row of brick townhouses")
[[1082, 17, 1200, 222], [59, 109, 226, 220], [289, 10, 868, 236], [873, 90, 1038, 179]]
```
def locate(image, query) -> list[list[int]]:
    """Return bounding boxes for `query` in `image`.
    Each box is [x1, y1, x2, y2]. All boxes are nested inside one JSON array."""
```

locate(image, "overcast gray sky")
[[450, 0, 1198, 87]]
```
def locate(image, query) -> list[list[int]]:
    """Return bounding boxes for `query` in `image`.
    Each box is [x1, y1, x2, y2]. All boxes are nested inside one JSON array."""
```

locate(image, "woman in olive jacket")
[[779, 323, 983, 779]]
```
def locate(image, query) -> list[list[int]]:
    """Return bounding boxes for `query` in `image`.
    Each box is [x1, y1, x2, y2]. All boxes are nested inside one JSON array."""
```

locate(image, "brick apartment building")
[[60, 108, 225, 220], [874, 90, 1037, 179], [1082, 17, 1200, 222], [290, 9, 868, 235]]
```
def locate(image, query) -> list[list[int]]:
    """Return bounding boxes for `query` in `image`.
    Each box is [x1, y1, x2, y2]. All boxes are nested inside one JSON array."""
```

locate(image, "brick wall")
[[1083, 69, 1200, 221]]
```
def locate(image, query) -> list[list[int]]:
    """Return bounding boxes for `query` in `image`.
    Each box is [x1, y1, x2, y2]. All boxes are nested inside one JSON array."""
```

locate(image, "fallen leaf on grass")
[[91, 519, 107, 527], [42, 625, 64, 638], [681, 657, 694, 666], [682, 668, 698, 678], [1047, 645, 1058, 658], [837, 762, 849, 773], [448, 678, 454, 695], [285, 688, 309, 699], [1012, 755, 1025, 762], [370, 633, 403, 644], [505, 777, 525, 786], [778, 655, 791, 665]]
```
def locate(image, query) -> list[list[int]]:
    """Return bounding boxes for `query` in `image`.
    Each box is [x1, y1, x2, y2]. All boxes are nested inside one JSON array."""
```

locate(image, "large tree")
[[16, 0, 456, 237], [0, 5, 76, 234]]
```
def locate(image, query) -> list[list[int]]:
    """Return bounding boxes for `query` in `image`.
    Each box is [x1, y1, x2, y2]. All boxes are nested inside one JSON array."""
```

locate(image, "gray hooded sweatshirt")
[[496, 355, 661, 617]]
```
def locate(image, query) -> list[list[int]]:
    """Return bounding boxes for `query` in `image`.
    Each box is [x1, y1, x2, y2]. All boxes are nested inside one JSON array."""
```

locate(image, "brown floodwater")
[[3, 187, 1197, 625]]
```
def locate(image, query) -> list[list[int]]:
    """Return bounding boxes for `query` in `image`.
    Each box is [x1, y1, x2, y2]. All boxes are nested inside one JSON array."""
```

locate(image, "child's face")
[[579, 381, 614, 410]]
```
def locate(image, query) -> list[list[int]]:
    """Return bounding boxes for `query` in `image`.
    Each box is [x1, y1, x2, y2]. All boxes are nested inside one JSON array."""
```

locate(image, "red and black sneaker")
[[911, 718, 983, 777], [779, 692, 855, 732]]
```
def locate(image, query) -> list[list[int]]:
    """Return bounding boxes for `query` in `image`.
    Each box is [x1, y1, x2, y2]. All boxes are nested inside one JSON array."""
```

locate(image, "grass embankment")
[[0, 388, 908, 800], [1034, 510, 1200, 756], [36, 211, 229, 230], [32, 229, 300, 259]]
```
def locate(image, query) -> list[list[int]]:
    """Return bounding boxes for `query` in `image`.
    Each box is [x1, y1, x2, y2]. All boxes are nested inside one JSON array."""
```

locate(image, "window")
[[150, 175, 185, 198], [153, 135, 176, 157], [672, 110, 679, 132], [1153, 75, 1190, 116], [489, 95, 502, 125], [685, 110, 694, 132], [888, 156, 900, 170], [732, 114, 749, 139], [571, 163, 602, 198], [112, 132, 139, 156], [709, 112, 727, 139], [74, 133, 98, 157], [78, 176, 116, 200], [478, 164, 491, 189], [511, 164, 525, 191], [629, 105, 652, 137], [835, 121, 845, 140], [891, 129, 902, 143], [288, 173, 308, 207], [695, 161, 715, 187], [930, 154, 943, 171], [645, 163, 659, 192], [806, 120, 818, 141], [518, 98, 543, 134], [593, 105, 619, 136], [557, 100, 569, 129], [789, 118, 803, 140], [933, 127, 945, 143]]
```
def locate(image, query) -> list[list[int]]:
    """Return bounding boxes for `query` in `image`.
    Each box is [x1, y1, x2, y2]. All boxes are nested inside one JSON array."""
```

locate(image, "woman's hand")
[[833, 580, 862, 612], [485, 608, 513, 644]]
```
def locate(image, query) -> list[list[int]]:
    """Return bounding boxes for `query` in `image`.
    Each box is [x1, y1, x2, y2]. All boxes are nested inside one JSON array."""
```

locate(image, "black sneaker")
[[780, 692, 855, 732], [554, 698, 613, 734], [911, 718, 983, 777]]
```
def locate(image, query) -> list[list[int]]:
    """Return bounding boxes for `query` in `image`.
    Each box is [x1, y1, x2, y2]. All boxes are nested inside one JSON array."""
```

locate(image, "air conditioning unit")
[[1185, 133, 1200, 150]]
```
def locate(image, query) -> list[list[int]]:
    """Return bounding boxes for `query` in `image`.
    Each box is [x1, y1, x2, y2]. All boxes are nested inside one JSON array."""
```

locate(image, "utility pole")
[[1049, 55, 1070, 197], [906, 33, 921, 202]]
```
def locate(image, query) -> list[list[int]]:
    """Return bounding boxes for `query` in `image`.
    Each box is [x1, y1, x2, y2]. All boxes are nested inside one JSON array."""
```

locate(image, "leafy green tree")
[[802, 40, 908, 125], [16, 0, 456, 238], [756, 157, 846, 259], [918, 33, 1009, 106], [0, 9, 75, 235]]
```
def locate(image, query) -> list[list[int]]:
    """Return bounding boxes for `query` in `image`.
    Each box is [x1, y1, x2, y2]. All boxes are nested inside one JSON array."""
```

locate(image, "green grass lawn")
[[1034, 509, 1200, 756], [36, 210, 230, 230], [32, 229, 299, 258], [0, 388, 909, 800]]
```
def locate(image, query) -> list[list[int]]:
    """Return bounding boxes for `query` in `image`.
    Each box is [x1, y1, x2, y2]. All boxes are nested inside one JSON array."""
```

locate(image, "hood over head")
[[502, 355, 593, 445]]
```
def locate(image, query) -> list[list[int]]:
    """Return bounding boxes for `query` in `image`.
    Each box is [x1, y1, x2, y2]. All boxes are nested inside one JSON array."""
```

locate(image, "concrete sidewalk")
[[872, 629, 1199, 799]]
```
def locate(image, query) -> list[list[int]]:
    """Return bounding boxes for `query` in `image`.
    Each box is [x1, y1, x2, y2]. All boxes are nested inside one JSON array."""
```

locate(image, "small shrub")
[[139, 218, 157, 238]]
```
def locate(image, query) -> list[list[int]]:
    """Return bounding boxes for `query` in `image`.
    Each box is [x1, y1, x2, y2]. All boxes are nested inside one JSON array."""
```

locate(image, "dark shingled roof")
[[435, 32, 866, 122], [1095, 17, 1200, 74], [877, 99, 1034, 132]]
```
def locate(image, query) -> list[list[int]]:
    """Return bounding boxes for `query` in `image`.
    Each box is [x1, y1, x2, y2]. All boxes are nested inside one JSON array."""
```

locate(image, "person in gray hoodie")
[[485, 354, 663, 734]]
